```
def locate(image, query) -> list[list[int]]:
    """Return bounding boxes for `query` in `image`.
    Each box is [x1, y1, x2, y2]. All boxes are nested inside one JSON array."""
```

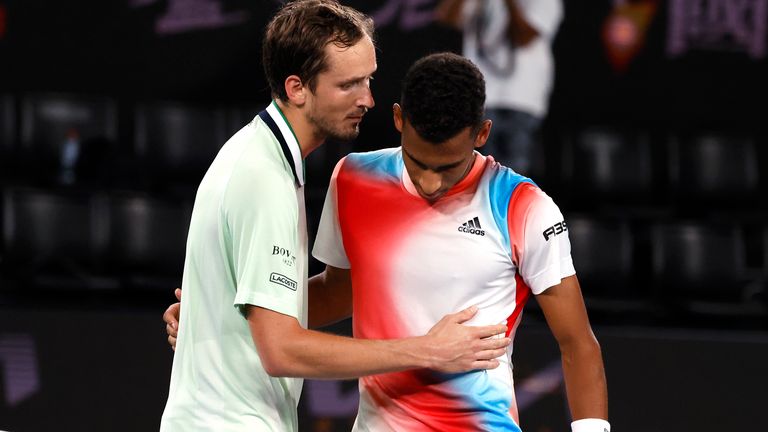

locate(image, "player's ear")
[[393, 103, 404, 133], [474, 119, 492, 149], [284, 75, 307, 106]]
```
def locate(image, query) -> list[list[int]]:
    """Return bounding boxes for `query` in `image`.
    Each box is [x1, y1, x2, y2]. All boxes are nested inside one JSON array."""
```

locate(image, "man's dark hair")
[[400, 52, 486, 144], [263, 0, 375, 101]]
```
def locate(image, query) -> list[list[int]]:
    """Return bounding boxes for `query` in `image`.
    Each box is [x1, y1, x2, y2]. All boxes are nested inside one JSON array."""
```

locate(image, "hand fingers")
[[477, 337, 510, 351], [168, 335, 177, 351], [473, 347, 508, 361], [450, 305, 479, 324], [473, 324, 508, 339], [165, 290, 181, 351], [470, 359, 500, 370], [166, 322, 178, 338], [163, 302, 181, 323], [163, 308, 179, 328]]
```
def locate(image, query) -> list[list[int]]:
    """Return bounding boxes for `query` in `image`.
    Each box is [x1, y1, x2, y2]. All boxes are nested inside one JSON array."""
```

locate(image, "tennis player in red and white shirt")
[[312, 53, 609, 432]]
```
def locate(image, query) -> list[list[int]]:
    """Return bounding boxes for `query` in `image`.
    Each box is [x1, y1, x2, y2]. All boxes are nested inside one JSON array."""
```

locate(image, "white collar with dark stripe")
[[258, 101, 305, 187]]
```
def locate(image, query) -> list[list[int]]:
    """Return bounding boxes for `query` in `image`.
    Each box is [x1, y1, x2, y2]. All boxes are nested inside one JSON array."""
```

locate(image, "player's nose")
[[359, 86, 374, 110], [418, 172, 442, 198]]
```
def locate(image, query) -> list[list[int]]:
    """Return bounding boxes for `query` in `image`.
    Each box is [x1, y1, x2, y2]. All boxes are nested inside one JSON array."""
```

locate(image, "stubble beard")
[[307, 111, 361, 143]]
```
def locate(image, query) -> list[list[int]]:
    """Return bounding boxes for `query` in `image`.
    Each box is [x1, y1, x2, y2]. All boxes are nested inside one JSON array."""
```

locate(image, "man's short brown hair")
[[263, 0, 375, 101]]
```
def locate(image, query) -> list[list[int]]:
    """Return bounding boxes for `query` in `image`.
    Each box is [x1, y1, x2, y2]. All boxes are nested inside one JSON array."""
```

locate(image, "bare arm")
[[504, 0, 540, 47], [165, 269, 510, 378], [536, 275, 608, 421], [434, 0, 466, 29], [248, 304, 510, 379], [308, 265, 352, 329]]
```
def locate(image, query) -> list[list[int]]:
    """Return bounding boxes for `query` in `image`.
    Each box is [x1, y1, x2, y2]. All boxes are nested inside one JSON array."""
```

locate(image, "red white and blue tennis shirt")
[[313, 148, 575, 431]]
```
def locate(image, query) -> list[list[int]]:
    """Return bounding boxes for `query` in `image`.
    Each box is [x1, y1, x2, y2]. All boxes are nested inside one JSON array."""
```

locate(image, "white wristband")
[[571, 418, 610, 432]]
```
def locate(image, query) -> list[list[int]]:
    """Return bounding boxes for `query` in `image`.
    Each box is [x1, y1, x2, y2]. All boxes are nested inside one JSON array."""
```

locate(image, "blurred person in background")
[[436, 0, 563, 175]]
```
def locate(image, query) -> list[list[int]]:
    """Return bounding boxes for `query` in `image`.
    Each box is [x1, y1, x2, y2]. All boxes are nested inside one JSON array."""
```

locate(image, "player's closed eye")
[[341, 77, 373, 91]]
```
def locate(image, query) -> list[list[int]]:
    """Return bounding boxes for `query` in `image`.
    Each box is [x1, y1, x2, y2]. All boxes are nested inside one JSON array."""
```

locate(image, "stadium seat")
[[0, 94, 15, 153], [19, 93, 118, 186], [0, 95, 17, 181], [560, 126, 656, 209], [761, 226, 768, 306], [134, 101, 228, 189], [104, 193, 191, 289], [670, 133, 759, 210], [564, 214, 658, 321], [567, 215, 634, 297], [1, 188, 108, 289], [650, 221, 763, 320]]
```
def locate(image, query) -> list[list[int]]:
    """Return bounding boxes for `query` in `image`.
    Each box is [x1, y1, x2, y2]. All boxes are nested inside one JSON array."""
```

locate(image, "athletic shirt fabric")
[[313, 148, 575, 431], [161, 101, 308, 432]]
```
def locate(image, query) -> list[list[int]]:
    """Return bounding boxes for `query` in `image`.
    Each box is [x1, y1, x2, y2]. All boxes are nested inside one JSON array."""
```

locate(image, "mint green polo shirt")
[[161, 101, 308, 431]]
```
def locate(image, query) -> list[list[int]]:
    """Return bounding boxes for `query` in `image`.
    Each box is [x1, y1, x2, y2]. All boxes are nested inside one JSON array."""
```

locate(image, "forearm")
[[264, 328, 430, 379], [535, 276, 608, 428], [308, 272, 351, 329], [503, 0, 539, 46], [560, 338, 609, 420], [252, 303, 510, 380], [434, 0, 465, 28]]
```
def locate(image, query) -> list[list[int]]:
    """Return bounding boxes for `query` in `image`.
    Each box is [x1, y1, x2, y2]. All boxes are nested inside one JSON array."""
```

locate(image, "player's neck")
[[274, 99, 324, 159]]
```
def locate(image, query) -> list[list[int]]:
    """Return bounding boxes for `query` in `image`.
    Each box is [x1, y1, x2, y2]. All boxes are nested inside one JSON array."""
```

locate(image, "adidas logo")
[[458, 216, 485, 236]]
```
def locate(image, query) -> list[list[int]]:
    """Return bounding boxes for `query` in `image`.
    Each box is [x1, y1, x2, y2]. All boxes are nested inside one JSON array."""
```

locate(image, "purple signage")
[[130, 0, 250, 35], [0, 334, 39, 407], [668, 0, 767, 58]]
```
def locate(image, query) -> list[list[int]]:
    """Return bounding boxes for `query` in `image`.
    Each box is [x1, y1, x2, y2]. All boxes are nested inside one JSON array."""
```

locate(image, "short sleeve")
[[224, 164, 302, 319], [509, 184, 575, 295], [312, 158, 351, 269]]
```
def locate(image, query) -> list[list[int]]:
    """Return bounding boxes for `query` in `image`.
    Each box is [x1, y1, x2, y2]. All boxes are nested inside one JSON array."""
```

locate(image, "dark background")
[[1, 0, 767, 430]]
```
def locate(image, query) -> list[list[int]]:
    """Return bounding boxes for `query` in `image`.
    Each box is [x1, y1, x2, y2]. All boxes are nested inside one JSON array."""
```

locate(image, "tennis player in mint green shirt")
[[161, 101, 310, 430]]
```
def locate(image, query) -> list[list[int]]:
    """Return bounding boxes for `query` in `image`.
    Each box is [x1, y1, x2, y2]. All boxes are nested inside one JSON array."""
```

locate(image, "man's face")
[[394, 104, 491, 202], [304, 35, 377, 142]]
